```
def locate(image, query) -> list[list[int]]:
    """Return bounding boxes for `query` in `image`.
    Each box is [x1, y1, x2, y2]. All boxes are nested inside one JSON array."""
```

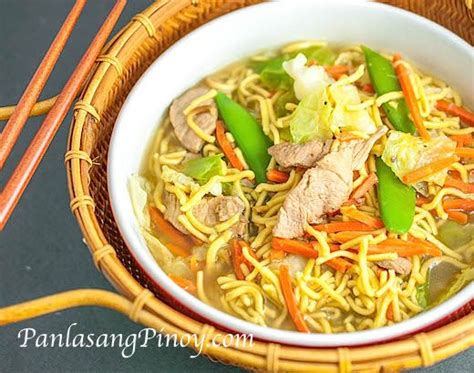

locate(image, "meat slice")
[[193, 196, 247, 236], [273, 127, 387, 238], [268, 139, 332, 168], [169, 86, 217, 153], [376, 257, 412, 276], [163, 193, 247, 237], [163, 191, 190, 234]]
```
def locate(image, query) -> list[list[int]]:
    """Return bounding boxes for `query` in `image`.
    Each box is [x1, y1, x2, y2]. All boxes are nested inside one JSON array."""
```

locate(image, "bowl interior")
[[108, 0, 474, 347]]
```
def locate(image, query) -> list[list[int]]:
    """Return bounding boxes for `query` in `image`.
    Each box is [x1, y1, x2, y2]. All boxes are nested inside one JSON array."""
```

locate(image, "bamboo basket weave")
[[1, 1, 473, 371]]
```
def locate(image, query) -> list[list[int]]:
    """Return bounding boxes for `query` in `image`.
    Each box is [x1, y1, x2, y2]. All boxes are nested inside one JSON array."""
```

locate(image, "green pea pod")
[[375, 157, 415, 233], [362, 46, 415, 134], [215, 93, 273, 184]]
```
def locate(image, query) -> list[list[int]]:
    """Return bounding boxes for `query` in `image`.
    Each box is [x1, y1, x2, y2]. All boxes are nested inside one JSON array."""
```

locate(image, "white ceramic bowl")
[[108, 0, 474, 346]]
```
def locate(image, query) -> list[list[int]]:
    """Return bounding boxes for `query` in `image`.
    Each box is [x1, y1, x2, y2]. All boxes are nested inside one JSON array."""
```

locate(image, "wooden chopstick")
[[0, 0, 127, 231], [0, 0, 87, 170]]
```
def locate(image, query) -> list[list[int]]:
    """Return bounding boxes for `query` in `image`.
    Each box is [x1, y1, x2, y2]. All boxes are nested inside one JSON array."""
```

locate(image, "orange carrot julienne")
[[387, 303, 394, 321], [402, 155, 459, 184], [331, 231, 376, 243], [443, 198, 474, 211], [361, 83, 375, 94], [393, 54, 430, 141], [169, 274, 196, 293], [341, 206, 384, 229], [446, 210, 469, 225], [436, 100, 474, 126], [149, 206, 194, 256], [416, 197, 432, 206], [270, 249, 285, 260], [312, 221, 375, 233], [325, 257, 352, 273], [267, 169, 290, 183], [444, 176, 474, 193], [325, 65, 350, 79], [231, 240, 256, 280], [215, 120, 244, 171], [455, 147, 474, 158], [376, 238, 442, 257], [350, 172, 378, 200], [450, 134, 473, 147], [279, 265, 310, 333], [272, 238, 318, 258]]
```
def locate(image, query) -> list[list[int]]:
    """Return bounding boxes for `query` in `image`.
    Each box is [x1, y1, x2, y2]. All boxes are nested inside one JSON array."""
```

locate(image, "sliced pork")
[[273, 127, 387, 238], [268, 139, 332, 168], [376, 257, 412, 276], [169, 86, 217, 153], [163, 192, 247, 236]]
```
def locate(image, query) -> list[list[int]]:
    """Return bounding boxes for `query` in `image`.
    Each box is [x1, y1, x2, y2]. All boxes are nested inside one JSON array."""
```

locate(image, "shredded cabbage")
[[283, 53, 333, 100], [329, 84, 377, 135], [183, 155, 225, 185], [128, 175, 151, 229], [289, 88, 333, 143], [382, 131, 457, 185]]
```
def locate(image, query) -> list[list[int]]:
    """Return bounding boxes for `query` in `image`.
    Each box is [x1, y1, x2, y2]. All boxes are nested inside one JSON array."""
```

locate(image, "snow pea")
[[376, 157, 416, 233], [215, 93, 273, 183], [362, 46, 415, 134]]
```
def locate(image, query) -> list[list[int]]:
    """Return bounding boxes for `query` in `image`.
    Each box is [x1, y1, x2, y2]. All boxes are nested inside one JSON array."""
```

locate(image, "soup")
[[129, 41, 473, 333]]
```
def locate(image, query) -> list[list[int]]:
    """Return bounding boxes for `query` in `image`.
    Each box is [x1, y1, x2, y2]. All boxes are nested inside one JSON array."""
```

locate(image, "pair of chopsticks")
[[0, 0, 127, 230]]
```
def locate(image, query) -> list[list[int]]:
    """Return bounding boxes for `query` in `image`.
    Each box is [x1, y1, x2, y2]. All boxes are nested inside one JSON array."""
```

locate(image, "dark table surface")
[[0, 1, 472, 372]]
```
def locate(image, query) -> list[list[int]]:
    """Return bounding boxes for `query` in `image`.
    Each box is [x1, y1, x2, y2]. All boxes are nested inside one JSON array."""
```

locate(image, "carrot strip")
[[169, 274, 196, 293], [312, 221, 375, 233], [215, 120, 244, 171], [402, 155, 459, 184], [444, 176, 474, 193], [270, 249, 285, 260], [267, 169, 290, 183], [350, 172, 378, 200], [443, 198, 474, 211], [331, 231, 376, 243], [386, 303, 394, 321], [341, 206, 384, 229], [149, 206, 194, 256], [279, 265, 310, 333], [416, 197, 432, 206], [273, 238, 350, 271], [361, 83, 375, 94], [374, 238, 442, 257], [450, 134, 473, 147], [272, 238, 318, 258], [436, 100, 474, 126], [325, 257, 352, 273], [231, 240, 256, 280], [446, 210, 469, 225], [393, 54, 430, 141], [455, 147, 474, 158], [325, 65, 350, 80]]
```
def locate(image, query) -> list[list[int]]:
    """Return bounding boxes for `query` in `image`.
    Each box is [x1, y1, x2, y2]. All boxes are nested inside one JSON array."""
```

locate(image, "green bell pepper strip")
[[214, 93, 273, 183], [375, 157, 416, 233], [362, 46, 415, 134]]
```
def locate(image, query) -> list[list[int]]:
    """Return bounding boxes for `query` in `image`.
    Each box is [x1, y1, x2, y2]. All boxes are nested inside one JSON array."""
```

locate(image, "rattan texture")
[[65, 0, 474, 371]]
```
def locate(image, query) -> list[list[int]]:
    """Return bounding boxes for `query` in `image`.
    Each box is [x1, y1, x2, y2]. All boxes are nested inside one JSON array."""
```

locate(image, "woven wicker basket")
[[2, 1, 473, 371]]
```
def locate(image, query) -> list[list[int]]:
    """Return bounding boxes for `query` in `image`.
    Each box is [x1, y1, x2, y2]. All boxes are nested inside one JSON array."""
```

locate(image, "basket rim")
[[65, 0, 474, 370]]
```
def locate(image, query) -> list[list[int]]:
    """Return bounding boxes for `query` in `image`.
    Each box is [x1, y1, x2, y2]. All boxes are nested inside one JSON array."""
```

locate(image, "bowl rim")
[[108, 0, 474, 347]]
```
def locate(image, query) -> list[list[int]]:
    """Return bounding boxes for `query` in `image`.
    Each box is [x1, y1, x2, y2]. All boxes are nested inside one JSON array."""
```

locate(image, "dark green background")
[[0, 0, 471, 371]]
